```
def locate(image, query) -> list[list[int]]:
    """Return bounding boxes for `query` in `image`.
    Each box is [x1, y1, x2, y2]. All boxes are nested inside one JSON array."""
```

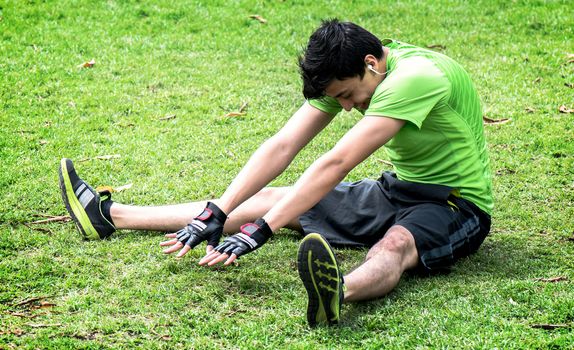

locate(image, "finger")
[[159, 238, 179, 247], [198, 250, 221, 265], [208, 253, 230, 266], [206, 245, 214, 254], [198, 250, 220, 263], [213, 241, 231, 253], [163, 241, 183, 254], [164, 233, 177, 238], [176, 245, 192, 258], [223, 254, 238, 266]]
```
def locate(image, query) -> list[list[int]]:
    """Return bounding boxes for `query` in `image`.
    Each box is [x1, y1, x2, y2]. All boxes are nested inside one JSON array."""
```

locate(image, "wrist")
[[260, 215, 281, 232], [204, 201, 228, 222], [253, 218, 273, 238], [239, 218, 273, 243]]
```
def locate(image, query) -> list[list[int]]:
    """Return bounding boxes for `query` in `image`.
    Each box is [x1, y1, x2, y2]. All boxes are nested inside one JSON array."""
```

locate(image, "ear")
[[364, 54, 379, 69]]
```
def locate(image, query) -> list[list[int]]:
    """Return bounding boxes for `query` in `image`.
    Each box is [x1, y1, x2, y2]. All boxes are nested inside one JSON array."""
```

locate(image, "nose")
[[338, 98, 353, 111]]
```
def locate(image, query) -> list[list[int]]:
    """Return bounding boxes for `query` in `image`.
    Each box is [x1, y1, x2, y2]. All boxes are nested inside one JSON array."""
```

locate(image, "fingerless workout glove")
[[214, 218, 272, 258], [175, 202, 227, 248]]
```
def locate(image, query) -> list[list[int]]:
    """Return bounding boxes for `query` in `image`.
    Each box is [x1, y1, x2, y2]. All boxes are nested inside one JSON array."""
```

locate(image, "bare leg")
[[343, 225, 419, 302], [110, 187, 302, 233]]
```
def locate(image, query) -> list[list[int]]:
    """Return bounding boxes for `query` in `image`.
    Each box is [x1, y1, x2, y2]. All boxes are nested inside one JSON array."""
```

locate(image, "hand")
[[160, 202, 227, 258], [198, 218, 272, 266]]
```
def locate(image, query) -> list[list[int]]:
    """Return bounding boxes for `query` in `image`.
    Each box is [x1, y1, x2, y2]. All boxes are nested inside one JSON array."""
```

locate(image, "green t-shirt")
[[309, 39, 493, 215]]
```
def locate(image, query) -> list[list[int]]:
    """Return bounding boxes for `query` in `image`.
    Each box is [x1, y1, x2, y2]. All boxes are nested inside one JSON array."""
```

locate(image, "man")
[[59, 19, 493, 327]]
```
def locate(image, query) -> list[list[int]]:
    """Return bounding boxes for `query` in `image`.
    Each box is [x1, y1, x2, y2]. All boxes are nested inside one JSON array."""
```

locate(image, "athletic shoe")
[[58, 158, 116, 240], [297, 233, 344, 327]]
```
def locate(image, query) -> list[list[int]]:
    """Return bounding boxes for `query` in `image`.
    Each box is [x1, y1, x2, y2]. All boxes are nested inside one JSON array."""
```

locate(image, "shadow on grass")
[[43, 225, 565, 330], [332, 233, 555, 328], [112, 229, 166, 239]]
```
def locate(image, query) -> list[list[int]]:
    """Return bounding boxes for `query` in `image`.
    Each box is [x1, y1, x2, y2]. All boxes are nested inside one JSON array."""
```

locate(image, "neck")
[[378, 47, 389, 82]]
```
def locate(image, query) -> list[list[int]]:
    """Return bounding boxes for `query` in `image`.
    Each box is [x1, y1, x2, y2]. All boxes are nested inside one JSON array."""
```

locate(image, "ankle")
[[101, 199, 115, 226]]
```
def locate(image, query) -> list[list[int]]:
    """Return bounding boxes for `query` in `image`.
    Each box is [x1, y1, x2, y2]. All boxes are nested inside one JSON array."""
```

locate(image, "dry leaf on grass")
[[26, 215, 70, 225], [224, 102, 248, 117], [14, 296, 54, 307], [531, 323, 571, 330], [534, 276, 568, 283], [249, 15, 267, 24], [495, 168, 516, 176], [96, 183, 133, 194], [0, 329, 24, 336], [525, 107, 535, 113], [94, 154, 121, 160], [377, 159, 393, 167], [225, 112, 246, 117], [79, 155, 120, 162], [426, 44, 446, 50], [558, 105, 574, 113], [114, 183, 133, 192], [483, 116, 511, 125], [25, 323, 62, 328], [33, 301, 57, 309], [7, 312, 38, 319], [23, 225, 53, 234], [78, 59, 95, 69], [533, 77, 542, 83], [159, 114, 176, 121], [71, 332, 101, 340], [151, 329, 172, 341]]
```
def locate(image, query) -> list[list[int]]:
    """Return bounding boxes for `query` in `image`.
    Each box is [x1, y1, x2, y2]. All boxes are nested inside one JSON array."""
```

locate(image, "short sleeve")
[[365, 56, 450, 128], [308, 96, 342, 115]]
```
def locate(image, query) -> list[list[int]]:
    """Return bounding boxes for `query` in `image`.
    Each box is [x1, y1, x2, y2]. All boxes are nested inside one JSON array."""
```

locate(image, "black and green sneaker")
[[297, 233, 344, 327], [58, 158, 116, 240]]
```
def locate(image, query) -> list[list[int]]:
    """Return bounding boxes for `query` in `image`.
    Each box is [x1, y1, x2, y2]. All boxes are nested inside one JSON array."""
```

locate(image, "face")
[[324, 68, 382, 111]]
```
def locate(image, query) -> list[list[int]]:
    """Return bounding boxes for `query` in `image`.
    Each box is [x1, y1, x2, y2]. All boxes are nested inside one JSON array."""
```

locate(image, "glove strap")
[[196, 201, 227, 223], [240, 218, 273, 239]]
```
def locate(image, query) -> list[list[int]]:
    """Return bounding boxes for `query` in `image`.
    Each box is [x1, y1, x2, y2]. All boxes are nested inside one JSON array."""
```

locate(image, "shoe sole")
[[58, 158, 100, 240], [297, 233, 341, 327]]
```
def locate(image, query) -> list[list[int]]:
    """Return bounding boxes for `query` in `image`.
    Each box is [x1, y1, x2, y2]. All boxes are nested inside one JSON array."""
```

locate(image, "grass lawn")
[[1, 0, 573, 348]]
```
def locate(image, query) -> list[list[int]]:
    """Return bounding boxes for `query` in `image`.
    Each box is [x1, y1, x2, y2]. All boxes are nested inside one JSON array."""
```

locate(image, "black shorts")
[[299, 172, 492, 273]]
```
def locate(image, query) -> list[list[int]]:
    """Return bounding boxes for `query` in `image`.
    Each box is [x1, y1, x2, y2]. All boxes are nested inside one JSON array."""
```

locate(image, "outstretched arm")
[[203, 115, 405, 265], [264, 116, 405, 230], [162, 102, 334, 256], [216, 102, 334, 215]]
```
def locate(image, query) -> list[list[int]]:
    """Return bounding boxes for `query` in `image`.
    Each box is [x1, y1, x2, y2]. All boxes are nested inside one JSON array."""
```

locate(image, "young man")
[[59, 19, 493, 327]]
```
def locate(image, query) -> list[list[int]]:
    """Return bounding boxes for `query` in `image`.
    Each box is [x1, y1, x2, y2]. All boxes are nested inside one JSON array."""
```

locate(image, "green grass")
[[1, 0, 573, 348]]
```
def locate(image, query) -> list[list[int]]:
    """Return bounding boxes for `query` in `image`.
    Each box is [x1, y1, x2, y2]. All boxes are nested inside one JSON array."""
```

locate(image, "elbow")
[[318, 151, 354, 180], [271, 135, 299, 157], [263, 135, 298, 162]]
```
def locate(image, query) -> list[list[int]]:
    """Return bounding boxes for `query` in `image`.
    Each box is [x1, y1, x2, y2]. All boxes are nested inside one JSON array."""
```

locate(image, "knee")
[[255, 187, 284, 201], [366, 225, 415, 260], [385, 226, 415, 253]]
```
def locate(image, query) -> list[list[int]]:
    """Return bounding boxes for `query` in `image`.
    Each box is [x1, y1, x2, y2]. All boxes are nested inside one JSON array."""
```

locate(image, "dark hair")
[[298, 19, 383, 99]]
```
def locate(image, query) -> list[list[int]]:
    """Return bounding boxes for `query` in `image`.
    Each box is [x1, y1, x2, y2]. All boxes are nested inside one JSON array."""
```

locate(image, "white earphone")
[[368, 64, 386, 76]]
